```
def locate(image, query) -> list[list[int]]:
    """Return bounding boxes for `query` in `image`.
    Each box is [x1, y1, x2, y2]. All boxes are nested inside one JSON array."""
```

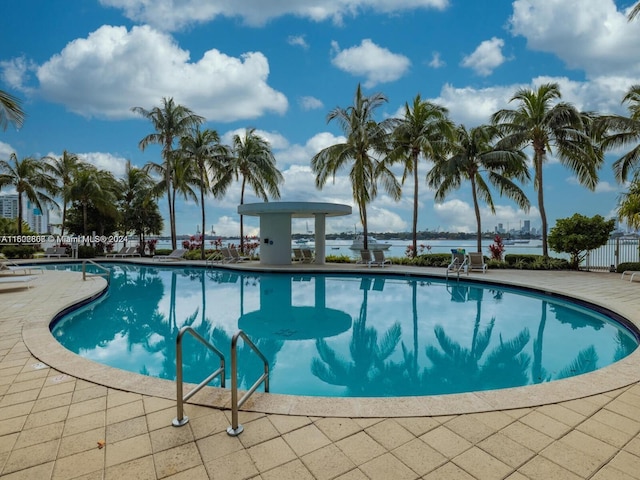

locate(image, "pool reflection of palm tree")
[[312, 288, 402, 396], [425, 320, 531, 394]]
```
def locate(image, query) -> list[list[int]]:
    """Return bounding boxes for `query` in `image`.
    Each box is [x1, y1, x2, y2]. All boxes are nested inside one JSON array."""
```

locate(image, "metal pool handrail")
[[82, 259, 110, 284], [172, 326, 226, 427], [227, 330, 270, 436]]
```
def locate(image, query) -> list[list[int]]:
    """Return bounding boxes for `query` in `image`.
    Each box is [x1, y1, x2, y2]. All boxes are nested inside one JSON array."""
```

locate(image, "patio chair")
[[119, 246, 141, 257], [229, 246, 250, 263], [357, 250, 372, 265], [0, 275, 37, 290], [219, 247, 236, 263], [621, 270, 640, 282], [0, 260, 43, 276], [105, 246, 128, 258], [153, 249, 187, 262], [446, 249, 467, 278], [292, 248, 304, 262], [371, 250, 391, 268], [467, 252, 487, 274], [301, 248, 314, 263]]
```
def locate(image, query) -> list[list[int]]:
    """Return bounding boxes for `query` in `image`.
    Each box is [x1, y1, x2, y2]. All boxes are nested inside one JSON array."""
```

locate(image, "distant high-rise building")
[[523, 220, 530, 234], [0, 194, 49, 233]]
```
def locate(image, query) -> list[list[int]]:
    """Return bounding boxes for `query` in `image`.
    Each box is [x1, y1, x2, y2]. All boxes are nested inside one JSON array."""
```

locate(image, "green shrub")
[[618, 262, 640, 274], [77, 246, 96, 258], [325, 254, 354, 264], [0, 245, 38, 258]]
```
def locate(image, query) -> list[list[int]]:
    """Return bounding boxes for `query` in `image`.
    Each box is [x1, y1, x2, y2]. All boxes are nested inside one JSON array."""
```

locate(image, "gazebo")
[[237, 201, 352, 265]]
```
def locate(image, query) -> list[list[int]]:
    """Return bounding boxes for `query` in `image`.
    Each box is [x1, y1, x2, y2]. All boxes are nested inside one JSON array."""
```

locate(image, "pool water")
[[50, 263, 638, 397]]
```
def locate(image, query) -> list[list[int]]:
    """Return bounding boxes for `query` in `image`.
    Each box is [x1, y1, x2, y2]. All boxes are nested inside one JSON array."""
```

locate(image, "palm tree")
[[179, 128, 232, 259], [617, 171, 640, 230], [0, 153, 57, 235], [68, 166, 119, 235], [132, 97, 204, 249], [492, 83, 604, 257], [227, 128, 283, 253], [628, 2, 640, 21], [312, 84, 401, 250], [428, 124, 531, 252], [389, 95, 455, 257], [0, 90, 25, 131], [601, 85, 640, 183], [119, 160, 156, 246], [45, 150, 83, 237]]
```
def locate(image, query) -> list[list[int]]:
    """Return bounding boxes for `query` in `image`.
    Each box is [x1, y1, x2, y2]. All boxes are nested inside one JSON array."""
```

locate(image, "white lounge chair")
[[301, 248, 314, 263], [357, 250, 372, 265], [292, 248, 304, 262], [621, 270, 640, 282], [119, 246, 141, 257], [105, 246, 128, 258], [0, 261, 43, 276], [153, 249, 187, 262], [371, 250, 391, 268], [0, 275, 37, 290], [446, 249, 467, 278], [44, 247, 69, 258], [466, 252, 487, 274], [229, 247, 250, 263]]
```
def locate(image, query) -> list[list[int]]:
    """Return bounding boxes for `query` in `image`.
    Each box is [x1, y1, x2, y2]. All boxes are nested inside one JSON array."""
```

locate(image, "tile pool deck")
[[2, 261, 640, 479]]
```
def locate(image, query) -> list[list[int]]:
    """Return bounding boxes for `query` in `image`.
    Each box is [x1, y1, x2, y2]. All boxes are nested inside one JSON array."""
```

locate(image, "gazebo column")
[[314, 214, 326, 265], [259, 213, 292, 265]]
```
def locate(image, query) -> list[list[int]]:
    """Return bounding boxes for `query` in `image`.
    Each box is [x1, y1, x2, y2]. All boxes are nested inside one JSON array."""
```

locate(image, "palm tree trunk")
[[471, 176, 482, 252], [240, 179, 246, 253], [535, 156, 548, 257], [83, 202, 88, 235], [411, 151, 419, 258], [200, 183, 206, 260], [360, 200, 368, 251], [60, 202, 67, 238]]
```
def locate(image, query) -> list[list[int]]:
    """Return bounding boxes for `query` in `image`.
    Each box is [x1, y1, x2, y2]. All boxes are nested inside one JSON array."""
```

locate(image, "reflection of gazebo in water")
[[237, 201, 352, 265], [238, 275, 352, 340]]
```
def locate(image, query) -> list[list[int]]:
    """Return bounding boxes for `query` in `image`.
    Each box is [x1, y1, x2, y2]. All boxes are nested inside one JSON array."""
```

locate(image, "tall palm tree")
[[601, 85, 640, 183], [69, 166, 119, 235], [389, 95, 455, 257], [428, 124, 531, 252], [628, 1, 640, 21], [132, 97, 204, 249], [0, 153, 57, 234], [179, 128, 232, 259], [492, 83, 603, 257], [617, 171, 640, 230], [45, 150, 83, 237], [0, 90, 25, 131], [312, 84, 401, 251], [227, 128, 283, 253], [119, 160, 156, 245]]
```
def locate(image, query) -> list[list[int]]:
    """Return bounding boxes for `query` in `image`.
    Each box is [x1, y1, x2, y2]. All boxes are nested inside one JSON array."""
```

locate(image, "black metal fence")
[[582, 238, 640, 271]]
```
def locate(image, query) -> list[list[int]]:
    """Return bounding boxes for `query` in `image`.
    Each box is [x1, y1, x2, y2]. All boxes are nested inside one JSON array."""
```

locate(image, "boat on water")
[[294, 238, 311, 245], [348, 235, 392, 251]]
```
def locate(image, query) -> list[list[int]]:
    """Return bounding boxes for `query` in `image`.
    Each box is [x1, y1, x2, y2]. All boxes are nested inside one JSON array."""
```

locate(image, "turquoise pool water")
[[50, 263, 638, 397]]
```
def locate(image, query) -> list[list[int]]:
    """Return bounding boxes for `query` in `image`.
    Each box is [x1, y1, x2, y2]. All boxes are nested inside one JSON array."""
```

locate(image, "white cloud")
[[433, 199, 539, 233], [0, 142, 16, 159], [221, 128, 290, 151], [0, 56, 35, 93], [461, 37, 508, 77], [27, 25, 287, 122], [99, 0, 449, 30], [509, 0, 640, 78], [428, 51, 445, 68], [287, 35, 309, 49], [330, 39, 411, 87], [299, 96, 324, 111], [78, 152, 129, 178]]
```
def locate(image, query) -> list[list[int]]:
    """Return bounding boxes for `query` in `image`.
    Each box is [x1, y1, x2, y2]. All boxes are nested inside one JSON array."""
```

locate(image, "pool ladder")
[[172, 327, 269, 436]]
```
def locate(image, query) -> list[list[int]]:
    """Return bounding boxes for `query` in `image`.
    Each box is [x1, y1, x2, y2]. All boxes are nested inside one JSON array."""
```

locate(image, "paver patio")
[[1, 262, 640, 479]]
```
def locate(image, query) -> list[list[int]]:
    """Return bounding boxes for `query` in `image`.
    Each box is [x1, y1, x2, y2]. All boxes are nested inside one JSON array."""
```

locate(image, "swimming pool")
[[50, 263, 638, 398]]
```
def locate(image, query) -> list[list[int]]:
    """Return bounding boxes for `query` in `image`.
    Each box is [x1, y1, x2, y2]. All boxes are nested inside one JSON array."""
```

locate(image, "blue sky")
[[1, 0, 639, 237]]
